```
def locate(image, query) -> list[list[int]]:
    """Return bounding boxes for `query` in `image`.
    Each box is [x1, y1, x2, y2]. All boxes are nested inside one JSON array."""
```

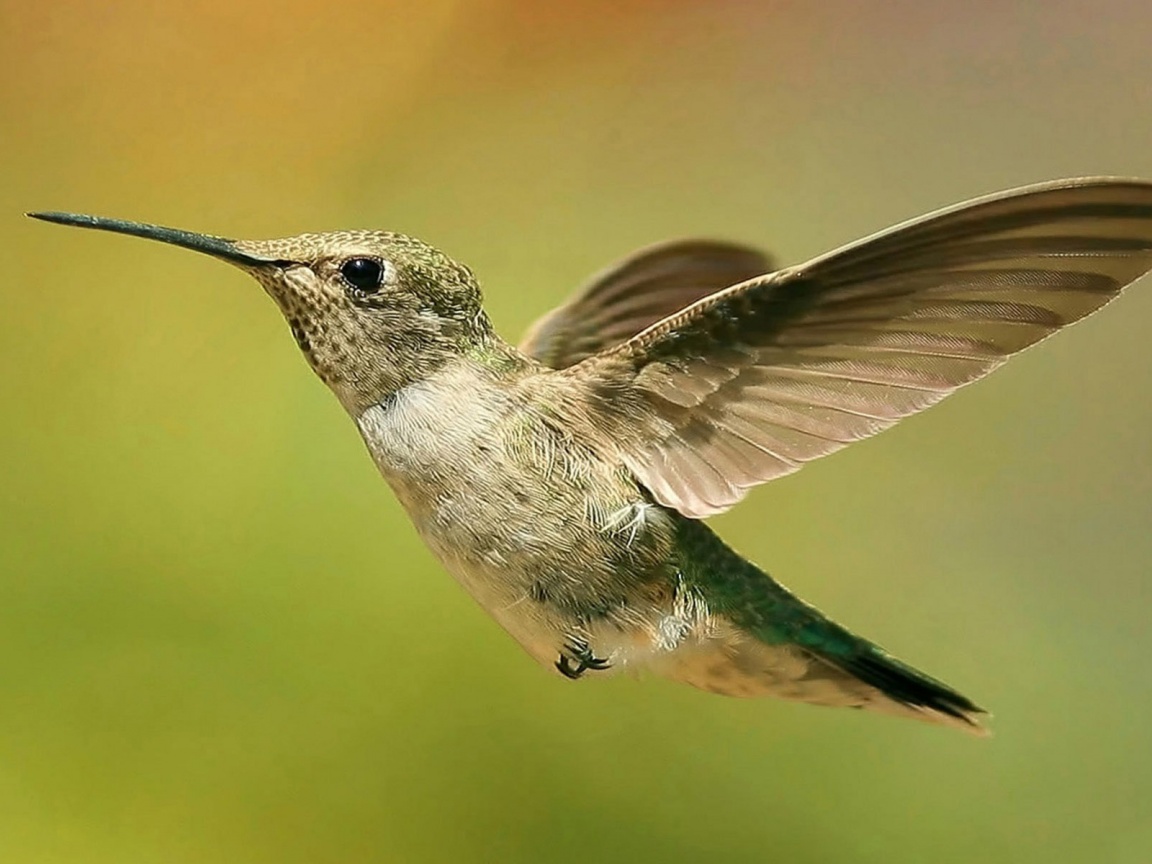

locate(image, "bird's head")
[[29, 212, 493, 413]]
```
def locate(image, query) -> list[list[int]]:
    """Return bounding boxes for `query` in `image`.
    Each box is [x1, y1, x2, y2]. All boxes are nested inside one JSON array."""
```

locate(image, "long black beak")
[[27, 211, 278, 267]]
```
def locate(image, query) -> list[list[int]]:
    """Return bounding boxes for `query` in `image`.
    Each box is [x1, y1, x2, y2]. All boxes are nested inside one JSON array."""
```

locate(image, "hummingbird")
[[29, 177, 1152, 735]]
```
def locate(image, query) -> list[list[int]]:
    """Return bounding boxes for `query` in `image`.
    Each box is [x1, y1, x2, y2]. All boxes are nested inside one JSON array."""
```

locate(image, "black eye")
[[340, 257, 385, 292]]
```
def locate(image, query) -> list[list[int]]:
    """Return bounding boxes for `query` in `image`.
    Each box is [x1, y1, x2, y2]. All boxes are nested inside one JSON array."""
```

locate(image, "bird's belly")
[[380, 461, 736, 678], [356, 383, 691, 670], [424, 540, 581, 666], [395, 482, 654, 666], [385, 469, 699, 670]]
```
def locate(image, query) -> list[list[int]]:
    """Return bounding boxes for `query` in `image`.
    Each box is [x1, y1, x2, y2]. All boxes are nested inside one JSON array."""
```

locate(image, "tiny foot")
[[555, 639, 611, 679]]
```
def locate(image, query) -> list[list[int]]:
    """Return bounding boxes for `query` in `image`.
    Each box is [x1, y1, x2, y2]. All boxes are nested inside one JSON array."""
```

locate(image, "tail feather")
[[658, 632, 988, 735], [835, 646, 986, 731], [672, 516, 988, 735]]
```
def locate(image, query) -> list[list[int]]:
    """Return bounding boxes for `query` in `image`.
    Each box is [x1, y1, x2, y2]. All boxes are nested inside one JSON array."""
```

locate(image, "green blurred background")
[[4, 2, 1152, 862]]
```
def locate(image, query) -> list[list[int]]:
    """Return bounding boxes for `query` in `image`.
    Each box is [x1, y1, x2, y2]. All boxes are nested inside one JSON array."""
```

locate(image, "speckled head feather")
[[230, 230, 496, 411]]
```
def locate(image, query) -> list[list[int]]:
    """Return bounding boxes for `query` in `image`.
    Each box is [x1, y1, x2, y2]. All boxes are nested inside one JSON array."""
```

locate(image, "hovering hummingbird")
[[30, 178, 1152, 735]]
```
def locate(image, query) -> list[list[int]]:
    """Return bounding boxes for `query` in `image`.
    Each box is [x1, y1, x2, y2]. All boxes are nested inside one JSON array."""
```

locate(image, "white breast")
[[356, 368, 505, 475]]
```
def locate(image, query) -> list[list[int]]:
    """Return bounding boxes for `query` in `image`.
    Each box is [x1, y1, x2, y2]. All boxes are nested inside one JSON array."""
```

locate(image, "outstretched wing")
[[567, 178, 1152, 518], [520, 239, 775, 368]]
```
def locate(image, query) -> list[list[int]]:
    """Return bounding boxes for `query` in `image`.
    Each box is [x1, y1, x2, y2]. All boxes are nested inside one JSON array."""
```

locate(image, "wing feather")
[[566, 178, 1152, 517], [520, 240, 775, 368]]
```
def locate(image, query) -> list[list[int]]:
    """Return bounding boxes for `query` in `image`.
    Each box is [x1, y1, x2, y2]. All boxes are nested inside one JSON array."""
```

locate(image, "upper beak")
[[26, 211, 282, 268]]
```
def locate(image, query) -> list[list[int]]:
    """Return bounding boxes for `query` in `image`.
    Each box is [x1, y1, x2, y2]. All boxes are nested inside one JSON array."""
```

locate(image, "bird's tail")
[[815, 638, 988, 734], [669, 517, 988, 735]]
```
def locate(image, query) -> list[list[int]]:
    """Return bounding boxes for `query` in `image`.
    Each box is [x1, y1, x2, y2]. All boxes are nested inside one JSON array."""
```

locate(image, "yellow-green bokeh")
[[4, 2, 1152, 862]]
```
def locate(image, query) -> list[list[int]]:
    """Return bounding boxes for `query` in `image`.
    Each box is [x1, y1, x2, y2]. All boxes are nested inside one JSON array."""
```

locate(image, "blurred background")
[[3, 1, 1152, 862]]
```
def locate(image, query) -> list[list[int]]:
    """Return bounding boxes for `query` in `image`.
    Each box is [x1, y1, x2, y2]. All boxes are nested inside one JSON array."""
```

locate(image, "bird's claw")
[[555, 639, 611, 679]]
